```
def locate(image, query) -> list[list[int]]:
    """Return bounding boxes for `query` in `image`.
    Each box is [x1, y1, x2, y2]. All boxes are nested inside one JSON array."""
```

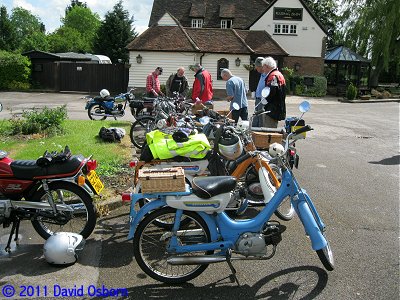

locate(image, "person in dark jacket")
[[191, 63, 213, 104], [261, 57, 286, 128], [166, 67, 189, 97]]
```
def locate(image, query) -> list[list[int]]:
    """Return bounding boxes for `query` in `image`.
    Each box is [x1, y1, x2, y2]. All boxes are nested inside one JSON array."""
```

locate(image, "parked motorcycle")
[[85, 89, 135, 120], [0, 146, 102, 252], [124, 101, 334, 284]]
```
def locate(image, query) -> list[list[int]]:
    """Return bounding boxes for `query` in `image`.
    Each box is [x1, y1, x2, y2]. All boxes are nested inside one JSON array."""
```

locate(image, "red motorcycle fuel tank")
[[0, 156, 13, 177]]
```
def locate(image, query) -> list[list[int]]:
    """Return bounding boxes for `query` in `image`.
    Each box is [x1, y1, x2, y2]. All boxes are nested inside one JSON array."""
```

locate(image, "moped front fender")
[[293, 190, 327, 250]]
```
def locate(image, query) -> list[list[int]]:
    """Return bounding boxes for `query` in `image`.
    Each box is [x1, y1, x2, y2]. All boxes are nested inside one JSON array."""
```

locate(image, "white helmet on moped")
[[269, 143, 285, 157]]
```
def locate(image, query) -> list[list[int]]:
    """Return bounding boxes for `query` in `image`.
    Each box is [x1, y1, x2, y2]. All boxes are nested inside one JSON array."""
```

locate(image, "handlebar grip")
[[235, 152, 252, 165], [293, 125, 313, 135]]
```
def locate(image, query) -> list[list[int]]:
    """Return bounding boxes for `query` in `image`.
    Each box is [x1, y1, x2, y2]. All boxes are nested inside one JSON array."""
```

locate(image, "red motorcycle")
[[0, 146, 102, 252]]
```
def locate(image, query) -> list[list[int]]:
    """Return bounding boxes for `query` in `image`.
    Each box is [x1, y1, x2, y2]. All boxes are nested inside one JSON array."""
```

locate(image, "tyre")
[[316, 233, 334, 271], [129, 116, 156, 149], [31, 181, 97, 240], [133, 207, 212, 284], [88, 104, 107, 120]]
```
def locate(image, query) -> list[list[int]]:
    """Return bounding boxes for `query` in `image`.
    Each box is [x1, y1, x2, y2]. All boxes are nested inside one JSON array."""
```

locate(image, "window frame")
[[221, 19, 233, 29], [273, 23, 298, 35], [191, 18, 204, 28]]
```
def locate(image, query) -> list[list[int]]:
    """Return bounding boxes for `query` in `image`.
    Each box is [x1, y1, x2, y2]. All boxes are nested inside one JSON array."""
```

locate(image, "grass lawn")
[[0, 119, 133, 176]]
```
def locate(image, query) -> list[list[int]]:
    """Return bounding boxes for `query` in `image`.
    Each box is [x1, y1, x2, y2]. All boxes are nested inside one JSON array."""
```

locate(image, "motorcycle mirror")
[[261, 86, 270, 98], [261, 98, 268, 105], [0, 102, 2, 112], [199, 116, 210, 125], [232, 103, 240, 110], [299, 101, 311, 113]]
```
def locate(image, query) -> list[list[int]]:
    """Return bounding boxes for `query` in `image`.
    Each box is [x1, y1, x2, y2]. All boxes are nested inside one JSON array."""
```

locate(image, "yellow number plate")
[[87, 170, 104, 195]]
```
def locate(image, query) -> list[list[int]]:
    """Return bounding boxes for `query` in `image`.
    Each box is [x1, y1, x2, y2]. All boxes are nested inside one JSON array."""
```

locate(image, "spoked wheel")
[[129, 116, 156, 149], [133, 207, 213, 284], [31, 181, 96, 240], [316, 233, 334, 271], [88, 104, 107, 120]]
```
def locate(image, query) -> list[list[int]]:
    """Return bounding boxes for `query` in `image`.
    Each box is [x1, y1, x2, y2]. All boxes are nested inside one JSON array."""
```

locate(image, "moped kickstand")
[[226, 249, 240, 286]]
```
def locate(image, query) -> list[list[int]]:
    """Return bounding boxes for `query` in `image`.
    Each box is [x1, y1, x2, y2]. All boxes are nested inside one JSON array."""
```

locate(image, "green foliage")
[[346, 83, 357, 100], [339, 0, 400, 83], [9, 105, 68, 135], [20, 31, 49, 52], [93, 1, 137, 63], [0, 6, 17, 51], [0, 51, 31, 90], [293, 76, 327, 97], [48, 26, 88, 53]]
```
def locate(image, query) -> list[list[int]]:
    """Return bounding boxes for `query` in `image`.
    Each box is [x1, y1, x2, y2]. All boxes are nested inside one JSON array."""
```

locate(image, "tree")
[[62, 4, 100, 42], [340, 0, 400, 86], [66, 0, 87, 14], [0, 6, 17, 51], [93, 1, 137, 63], [47, 26, 87, 53], [10, 7, 46, 52], [303, 0, 340, 47]]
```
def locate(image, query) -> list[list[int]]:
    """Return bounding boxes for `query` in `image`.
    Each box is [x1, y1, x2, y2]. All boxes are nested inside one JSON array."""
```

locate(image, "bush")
[[9, 105, 68, 135], [346, 83, 358, 100], [0, 51, 31, 90], [292, 76, 327, 97]]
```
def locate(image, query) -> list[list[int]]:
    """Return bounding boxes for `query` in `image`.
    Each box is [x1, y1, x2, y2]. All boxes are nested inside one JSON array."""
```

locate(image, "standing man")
[[146, 67, 164, 97], [261, 57, 286, 128], [221, 68, 248, 123], [166, 67, 189, 97], [191, 63, 213, 105], [252, 56, 266, 127]]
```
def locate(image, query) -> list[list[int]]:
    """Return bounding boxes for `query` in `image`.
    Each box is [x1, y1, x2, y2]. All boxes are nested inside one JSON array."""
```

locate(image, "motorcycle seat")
[[192, 176, 236, 199], [10, 155, 84, 180]]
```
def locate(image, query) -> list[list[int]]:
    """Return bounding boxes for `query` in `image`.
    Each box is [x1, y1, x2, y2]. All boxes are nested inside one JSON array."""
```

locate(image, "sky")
[[1, 0, 153, 34]]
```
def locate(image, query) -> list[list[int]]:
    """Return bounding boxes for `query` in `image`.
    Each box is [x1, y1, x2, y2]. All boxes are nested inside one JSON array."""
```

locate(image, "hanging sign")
[[273, 7, 303, 21]]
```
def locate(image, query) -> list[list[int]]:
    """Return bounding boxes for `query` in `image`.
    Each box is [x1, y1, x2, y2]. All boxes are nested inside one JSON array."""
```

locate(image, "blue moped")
[[126, 101, 334, 284]]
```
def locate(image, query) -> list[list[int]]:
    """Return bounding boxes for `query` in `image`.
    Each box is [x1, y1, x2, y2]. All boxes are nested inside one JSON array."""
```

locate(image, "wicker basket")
[[138, 167, 186, 193], [252, 132, 283, 149]]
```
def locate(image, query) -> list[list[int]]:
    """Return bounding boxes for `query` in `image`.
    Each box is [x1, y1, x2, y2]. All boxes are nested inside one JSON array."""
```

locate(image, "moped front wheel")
[[129, 116, 156, 149], [88, 104, 107, 120], [316, 233, 334, 271], [133, 207, 213, 284]]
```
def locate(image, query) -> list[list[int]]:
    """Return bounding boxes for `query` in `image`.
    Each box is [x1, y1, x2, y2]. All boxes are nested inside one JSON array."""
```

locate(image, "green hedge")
[[292, 75, 327, 97], [0, 51, 31, 90]]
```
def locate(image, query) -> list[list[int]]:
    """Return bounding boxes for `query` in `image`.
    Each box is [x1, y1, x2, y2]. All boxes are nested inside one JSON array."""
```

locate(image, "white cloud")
[[6, 0, 151, 34]]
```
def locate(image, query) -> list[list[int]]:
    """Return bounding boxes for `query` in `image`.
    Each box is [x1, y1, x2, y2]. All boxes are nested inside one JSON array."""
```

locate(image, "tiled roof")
[[127, 26, 287, 56], [149, 0, 270, 29]]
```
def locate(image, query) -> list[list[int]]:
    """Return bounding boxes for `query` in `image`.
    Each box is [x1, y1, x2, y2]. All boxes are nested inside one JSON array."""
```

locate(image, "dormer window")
[[221, 19, 233, 29], [192, 19, 204, 28]]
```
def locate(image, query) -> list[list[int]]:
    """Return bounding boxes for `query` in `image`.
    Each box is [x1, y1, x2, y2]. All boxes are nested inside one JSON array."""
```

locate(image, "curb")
[[338, 98, 400, 103], [95, 197, 128, 215]]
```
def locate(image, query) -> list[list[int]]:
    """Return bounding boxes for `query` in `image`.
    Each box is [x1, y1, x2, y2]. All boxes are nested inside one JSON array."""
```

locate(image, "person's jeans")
[[252, 97, 262, 127], [232, 107, 248, 123]]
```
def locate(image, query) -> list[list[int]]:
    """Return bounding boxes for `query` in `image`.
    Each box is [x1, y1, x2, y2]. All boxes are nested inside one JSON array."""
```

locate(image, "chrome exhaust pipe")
[[11, 200, 74, 211], [167, 256, 230, 265]]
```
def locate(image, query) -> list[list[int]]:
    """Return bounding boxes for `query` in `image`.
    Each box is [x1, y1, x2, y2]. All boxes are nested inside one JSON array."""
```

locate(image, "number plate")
[[87, 170, 104, 195]]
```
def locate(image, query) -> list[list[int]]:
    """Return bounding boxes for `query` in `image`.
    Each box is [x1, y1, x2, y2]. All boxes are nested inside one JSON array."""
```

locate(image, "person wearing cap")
[[261, 57, 286, 128], [252, 57, 266, 127], [166, 67, 189, 97], [191, 63, 213, 104], [221, 68, 248, 123], [146, 67, 164, 97]]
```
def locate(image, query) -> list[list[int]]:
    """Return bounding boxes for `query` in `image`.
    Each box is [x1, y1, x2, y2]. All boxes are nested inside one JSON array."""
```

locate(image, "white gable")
[[250, 0, 326, 57], [157, 12, 178, 26]]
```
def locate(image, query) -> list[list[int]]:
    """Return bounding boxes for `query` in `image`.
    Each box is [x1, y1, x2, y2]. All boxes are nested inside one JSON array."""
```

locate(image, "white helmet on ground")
[[43, 232, 85, 265], [100, 89, 110, 98]]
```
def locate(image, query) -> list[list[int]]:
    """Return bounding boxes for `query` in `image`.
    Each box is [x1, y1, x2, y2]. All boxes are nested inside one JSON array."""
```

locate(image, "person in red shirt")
[[191, 63, 213, 105], [146, 67, 164, 97]]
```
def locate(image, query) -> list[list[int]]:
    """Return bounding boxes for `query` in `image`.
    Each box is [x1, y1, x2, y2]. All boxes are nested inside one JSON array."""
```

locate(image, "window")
[[217, 58, 229, 80], [221, 19, 233, 29], [192, 19, 203, 28], [274, 23, 297, 35]]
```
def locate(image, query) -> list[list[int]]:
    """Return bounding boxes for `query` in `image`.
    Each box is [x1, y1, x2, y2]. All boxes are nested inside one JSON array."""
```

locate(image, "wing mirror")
[[299, 101, 310, 113]]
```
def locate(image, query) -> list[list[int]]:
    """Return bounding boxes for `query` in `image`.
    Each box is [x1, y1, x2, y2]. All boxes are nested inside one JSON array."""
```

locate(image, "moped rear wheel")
[[88, 104, 107, 120], [129, 116, 156, 149], [316, 233, 334, 271], [31, 181, 96, 240], [133, 207, 212, 284]]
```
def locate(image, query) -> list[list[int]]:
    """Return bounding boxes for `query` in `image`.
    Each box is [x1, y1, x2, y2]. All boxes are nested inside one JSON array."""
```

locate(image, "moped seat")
[[192, 176, 236, 199], [10, 155, 84, 180]]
